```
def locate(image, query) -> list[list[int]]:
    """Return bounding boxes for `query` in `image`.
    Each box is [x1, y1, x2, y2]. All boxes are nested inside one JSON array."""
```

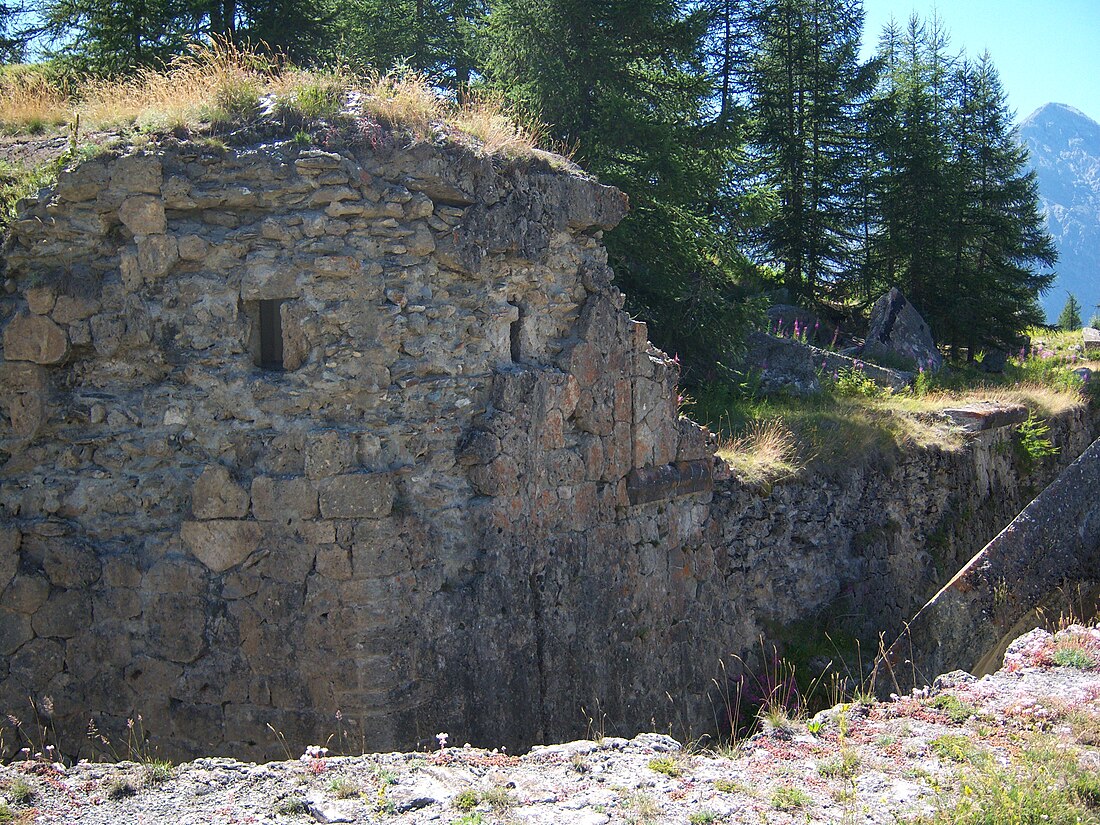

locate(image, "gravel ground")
[[2, 625, 1099, 824]]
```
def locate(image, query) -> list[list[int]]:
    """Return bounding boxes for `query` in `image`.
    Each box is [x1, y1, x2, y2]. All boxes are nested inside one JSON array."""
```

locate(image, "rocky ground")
[[2, 625, 1099, 825]]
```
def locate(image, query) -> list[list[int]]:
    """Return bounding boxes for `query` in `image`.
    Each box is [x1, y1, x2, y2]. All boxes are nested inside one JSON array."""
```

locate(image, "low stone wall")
[[1, 133, 1096, 760], [878, 433, 1100, 693]]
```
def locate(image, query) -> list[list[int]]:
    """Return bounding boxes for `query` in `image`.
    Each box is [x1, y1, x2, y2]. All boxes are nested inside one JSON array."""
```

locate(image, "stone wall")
[[1, 134, 1095, 760]]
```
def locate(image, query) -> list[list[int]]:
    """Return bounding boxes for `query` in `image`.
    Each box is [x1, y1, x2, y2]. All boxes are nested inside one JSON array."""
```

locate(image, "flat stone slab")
[[939, 401, 1028, 432], [627, 459, 712, 505]]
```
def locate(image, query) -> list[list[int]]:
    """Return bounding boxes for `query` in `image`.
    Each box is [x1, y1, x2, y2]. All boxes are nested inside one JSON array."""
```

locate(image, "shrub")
[[1016, 412, 1059, 468], [454, 789, 480, 810]]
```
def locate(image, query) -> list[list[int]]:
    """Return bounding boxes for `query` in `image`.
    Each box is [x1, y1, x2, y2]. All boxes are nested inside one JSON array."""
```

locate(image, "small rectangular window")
[[258, 299, 284, 370]]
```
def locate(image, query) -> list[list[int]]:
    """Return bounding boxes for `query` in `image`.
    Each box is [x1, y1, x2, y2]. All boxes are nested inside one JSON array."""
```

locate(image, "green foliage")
[[327, 776, 360, 798], [907, 745, 1100, 825], [480, 0, 762, 376], [1058, 293, 1083, 331], [647, 756, 682, 777], [274, 796, 308, 816], [771, 786, 811, 810], [0, 801, 11, 824], [746, 0, 876, 306], [688, 811, 719, 824], [866, 19, 1055, 354], [1089, 314, 1100, 330], [928, 694, 979, 724], [828, 367, 882, 398], [929, 734, 979, 764], [454, 789, 480, 810], [818, 748, 861, 778], [1015, 412, 1059, 468], [1052, 644, 1095, 669]]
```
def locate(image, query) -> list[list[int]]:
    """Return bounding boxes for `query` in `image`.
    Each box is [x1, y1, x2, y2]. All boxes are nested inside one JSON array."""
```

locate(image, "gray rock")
[[862, 288, 943, 372]]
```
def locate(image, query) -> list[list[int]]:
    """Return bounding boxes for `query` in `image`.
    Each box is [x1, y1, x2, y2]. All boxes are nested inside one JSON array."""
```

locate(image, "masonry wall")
[[0, 135, 1094, 760]]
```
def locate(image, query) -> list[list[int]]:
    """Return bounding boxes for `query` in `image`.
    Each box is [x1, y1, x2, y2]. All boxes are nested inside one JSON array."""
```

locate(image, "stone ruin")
[[1, 134, 1096, 760]]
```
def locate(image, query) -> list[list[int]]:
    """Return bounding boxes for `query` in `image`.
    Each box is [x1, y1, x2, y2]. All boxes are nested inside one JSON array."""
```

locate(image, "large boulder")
[[862, 288, 942, 372]]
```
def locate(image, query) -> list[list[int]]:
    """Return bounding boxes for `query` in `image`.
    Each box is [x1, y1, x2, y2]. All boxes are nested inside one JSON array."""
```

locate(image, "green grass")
[[454, 789, 480, 810], [647, 756, 682, 777], [928, 694, 980, 724], [818, 748, 861, 779], [1052, 644, 1096, 669], [771, 786, 812, 810], [929, 734, 982, 764], [905, 742, 1100, 824]]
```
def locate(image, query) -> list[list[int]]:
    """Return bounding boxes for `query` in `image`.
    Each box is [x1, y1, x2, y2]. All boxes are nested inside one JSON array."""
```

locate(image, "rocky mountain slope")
[[1019, 102, 1100, 324], [2, 625, 1099, 824]]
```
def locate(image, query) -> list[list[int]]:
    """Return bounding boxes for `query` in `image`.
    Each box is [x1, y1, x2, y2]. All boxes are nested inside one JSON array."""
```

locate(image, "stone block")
[[0, 526, 19, 591], [118, 195, 167, 236], [51, 294, 101, 324], [306, 431, 357, 479], [0, 608, 32, 655], [192, 465, 250, 519], [316, 544, 353, 580], [177, 234, 210, 261], [56, 162, 109, 202], [110, 153, 162, 193], [242, 258, 299, 301], [251, 476, 319, 522], [318, 473, 395, 520], [1083, 327, 1100, 353], [143, 558, 207, 595], [31, 589, 92, 639], [312, 255, 362, 278], [146, 593, 207, 663], [2, 574, 49, 614], [181, 520, 263, 572], [42, 540, 100, 588], [1, 361, 49, 438], [8, 637, 64, 681], [24, 286, 56, 315], [3, 313, 69, 364], [137, 233, 178, 278]]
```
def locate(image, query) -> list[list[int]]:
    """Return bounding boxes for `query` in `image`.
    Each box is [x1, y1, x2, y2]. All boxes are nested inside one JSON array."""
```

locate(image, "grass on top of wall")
[[697, 338, 1094, 485], [0, 39, 565, 166]]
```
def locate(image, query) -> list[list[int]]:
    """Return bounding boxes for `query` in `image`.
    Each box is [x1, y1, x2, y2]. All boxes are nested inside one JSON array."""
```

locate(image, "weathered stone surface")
[[317, 473, 395, 519], [863, 287, 943, 372], [880, 434, 1100, 695], [2, 131, 1095, 766], [181, 520, 263, 572], [251, 476, 318, 522], [192, 465, 250, 520], [0, 526, 19, 591], [742, 331, 910, 396], [940, 401, 1028, 433], [118, 194, 167, 236], [3, 313, 69, 364]]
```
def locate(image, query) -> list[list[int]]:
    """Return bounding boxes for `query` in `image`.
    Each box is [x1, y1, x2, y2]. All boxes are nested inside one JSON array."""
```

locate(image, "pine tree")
[[331, 0, 484, 85], [480, 0, 760, 374], [1058, 294, 1082, 331], [743, 0, 878, 307]]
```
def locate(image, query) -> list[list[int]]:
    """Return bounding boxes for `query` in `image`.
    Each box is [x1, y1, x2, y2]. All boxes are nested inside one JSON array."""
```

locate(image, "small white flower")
[[436, 732, 449, 749]]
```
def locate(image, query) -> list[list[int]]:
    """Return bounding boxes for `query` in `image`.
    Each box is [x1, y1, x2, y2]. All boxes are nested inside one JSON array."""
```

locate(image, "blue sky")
[[860, 0, 1100, 124]]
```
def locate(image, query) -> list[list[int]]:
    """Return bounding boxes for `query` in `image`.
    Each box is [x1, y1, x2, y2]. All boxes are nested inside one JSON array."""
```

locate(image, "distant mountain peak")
[[1024, 102, 1092, 122], [1018, 102, 1100, 323]]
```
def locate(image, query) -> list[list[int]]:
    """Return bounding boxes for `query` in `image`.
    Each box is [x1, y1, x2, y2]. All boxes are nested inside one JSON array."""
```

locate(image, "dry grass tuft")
[[452, 91, 551, 160], [718, 419, 803, 485], [0, 66, 73, 134], [75, 39, 278, 131], [359, 70, 445, 139]]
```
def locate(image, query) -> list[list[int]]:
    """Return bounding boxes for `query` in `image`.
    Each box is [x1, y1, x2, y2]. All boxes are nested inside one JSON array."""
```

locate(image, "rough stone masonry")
[[0, 133, 1095, 761]]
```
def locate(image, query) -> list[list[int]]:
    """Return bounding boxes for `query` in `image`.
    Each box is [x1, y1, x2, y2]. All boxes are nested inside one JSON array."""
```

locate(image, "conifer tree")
[[1058, 294, 1083, 331], [744, 0, 876, 306], [480, 0, 760, 374]]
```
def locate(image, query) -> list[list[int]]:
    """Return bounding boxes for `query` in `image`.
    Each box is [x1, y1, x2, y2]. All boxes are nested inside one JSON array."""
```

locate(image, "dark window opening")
[[258, 299, 284, 370], [509, 302, 524, 363]]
